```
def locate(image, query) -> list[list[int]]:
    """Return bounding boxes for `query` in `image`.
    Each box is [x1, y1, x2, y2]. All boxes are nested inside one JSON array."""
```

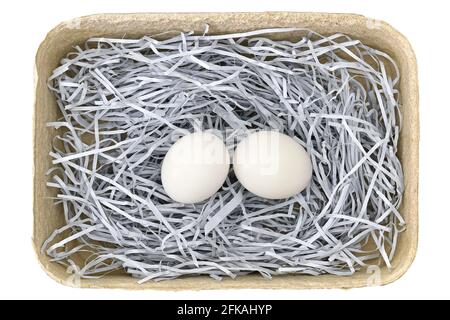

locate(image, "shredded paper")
[[43, 28, 405, 282]]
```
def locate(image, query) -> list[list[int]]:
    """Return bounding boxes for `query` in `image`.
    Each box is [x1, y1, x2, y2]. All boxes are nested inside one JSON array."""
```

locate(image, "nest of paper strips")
[[43, 27, 405, 282]]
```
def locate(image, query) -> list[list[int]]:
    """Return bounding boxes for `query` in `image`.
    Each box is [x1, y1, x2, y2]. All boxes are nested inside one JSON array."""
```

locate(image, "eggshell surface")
[[161, 132, 230, 204], [233, 131, 312, 199]]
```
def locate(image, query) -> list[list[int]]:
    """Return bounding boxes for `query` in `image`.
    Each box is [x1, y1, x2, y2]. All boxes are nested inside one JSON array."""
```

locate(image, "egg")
[[233, 131, 312, 199], [161, 132, 230, 204]]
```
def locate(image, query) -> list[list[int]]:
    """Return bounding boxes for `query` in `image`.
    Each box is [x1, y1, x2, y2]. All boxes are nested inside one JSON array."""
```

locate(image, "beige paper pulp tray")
[[33, 12, 419, 290]]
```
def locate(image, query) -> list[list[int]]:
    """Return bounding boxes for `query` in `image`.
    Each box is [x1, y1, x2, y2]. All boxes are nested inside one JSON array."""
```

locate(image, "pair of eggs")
[[161, 131, 313, 204]]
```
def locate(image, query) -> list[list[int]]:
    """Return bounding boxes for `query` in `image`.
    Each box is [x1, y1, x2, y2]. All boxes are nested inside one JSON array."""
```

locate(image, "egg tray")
[[33, 12, 419, 290]]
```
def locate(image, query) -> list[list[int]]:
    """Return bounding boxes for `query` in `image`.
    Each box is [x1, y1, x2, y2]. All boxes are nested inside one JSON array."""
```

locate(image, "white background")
[[0, 0, 446, 300]]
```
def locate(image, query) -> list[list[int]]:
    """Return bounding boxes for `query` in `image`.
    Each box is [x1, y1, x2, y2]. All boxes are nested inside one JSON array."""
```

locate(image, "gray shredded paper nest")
[[43, 27, 405, 282]]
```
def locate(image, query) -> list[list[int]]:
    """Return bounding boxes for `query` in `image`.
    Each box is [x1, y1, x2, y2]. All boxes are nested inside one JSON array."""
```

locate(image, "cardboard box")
[[33, 12, 419, 290]]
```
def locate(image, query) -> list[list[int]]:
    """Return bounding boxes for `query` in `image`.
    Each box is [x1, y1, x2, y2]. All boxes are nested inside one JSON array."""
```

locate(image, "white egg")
[[233, 131, 312, 200], [161, 132, 230, 204]]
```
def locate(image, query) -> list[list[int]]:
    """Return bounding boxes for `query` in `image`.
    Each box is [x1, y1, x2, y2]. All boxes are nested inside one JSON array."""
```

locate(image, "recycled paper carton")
[[33, 12, 419, 289]]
